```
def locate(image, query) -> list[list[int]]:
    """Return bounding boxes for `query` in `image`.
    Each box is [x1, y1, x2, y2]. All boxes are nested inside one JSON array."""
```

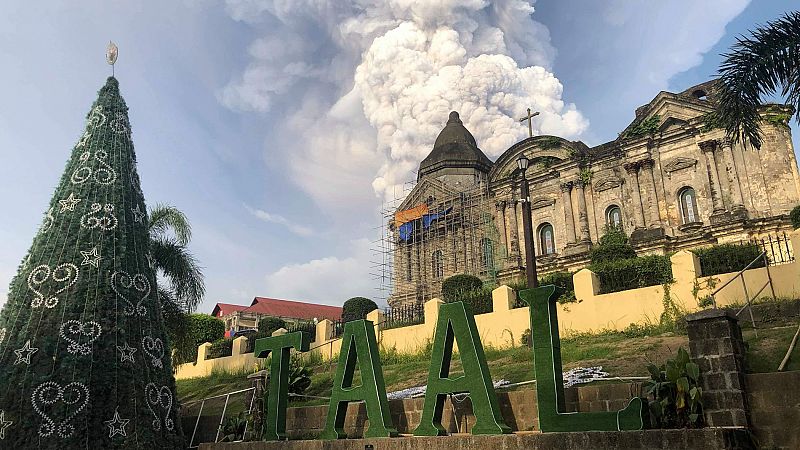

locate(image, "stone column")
[[686, 309, 750, 428], [639, 159, 661, 228], [574, 179, 591, 242], [560, 182, 577, 244], [495, 201, 508, 255], [720, 138, 746, 210], [506, 194, 520, 258], [624, 162, 645, 229], [700, 140, 726, 213]]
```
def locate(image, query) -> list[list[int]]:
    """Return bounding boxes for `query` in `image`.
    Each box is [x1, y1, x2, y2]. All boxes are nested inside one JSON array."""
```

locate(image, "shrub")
[[539, 271, 577, 303], [589, 226, 637, 264], [442, 274, 484, 301], [258, 317, 287, 335], [520, 329, 532, 347], [590, 255, 673, 294], [692, 243, 764, 276], [447, 287, 493, 315], [792, 205, 800, 229], [645, 347, 704, 428], [208, 338, 233, 359], [342, 297, 378, 322], [189, 314, 225, 346]]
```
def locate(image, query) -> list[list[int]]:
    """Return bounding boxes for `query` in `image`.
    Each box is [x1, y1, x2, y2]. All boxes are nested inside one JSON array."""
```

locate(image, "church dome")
[[418, 111, 492, 179]]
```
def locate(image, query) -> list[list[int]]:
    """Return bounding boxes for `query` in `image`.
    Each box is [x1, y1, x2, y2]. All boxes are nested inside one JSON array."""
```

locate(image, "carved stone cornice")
[[624, 162, 640, 174], [638, 158, 655, 170], [698, 139, 719, 153], [593, 176, 623, 192], [559, 181, 573, 192], [663, 156, 698, 174]]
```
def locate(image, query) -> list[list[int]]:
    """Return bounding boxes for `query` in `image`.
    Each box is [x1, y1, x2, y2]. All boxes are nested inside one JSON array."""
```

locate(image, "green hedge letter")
[[320, 319, 398, 439], [519, 285, 645, 432], [414, 301, 511, 436], [253, 331, 310, 441]]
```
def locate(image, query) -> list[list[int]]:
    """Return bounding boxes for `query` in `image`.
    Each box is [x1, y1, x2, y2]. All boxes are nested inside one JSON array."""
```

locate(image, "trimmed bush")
[[342, 297, 378, 322], [442, 274, 484, 301], [589, 226, 636, 264], [692, 243, 764, 276], [189, 314, 225, 346], [208, 338, 233, 359], [447, 288, 493, 315], [791, 205, 800, 229], [258, 316, 287, 335], [590, 255, 673, 294]]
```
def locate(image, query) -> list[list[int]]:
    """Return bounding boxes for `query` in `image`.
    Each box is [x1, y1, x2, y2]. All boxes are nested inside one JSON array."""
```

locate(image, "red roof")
[[211, 303, 248, 318], [246, 297, 342, 321]]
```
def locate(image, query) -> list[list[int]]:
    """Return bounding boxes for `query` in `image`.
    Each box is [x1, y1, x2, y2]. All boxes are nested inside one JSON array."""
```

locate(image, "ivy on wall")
[[622, 115, 661, 140]]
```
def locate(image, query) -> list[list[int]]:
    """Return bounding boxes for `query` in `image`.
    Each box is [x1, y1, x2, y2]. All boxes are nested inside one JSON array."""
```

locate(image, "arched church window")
[[481, 238, 494, 270], [538, 223, 556, 255], [679, 187, 699, 224], [606, 205, 623, 229], [432, 250, 444, 279]]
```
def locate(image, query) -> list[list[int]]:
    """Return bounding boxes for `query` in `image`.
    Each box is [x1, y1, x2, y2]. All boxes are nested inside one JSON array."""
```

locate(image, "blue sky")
[[0, 1, 797, 314]]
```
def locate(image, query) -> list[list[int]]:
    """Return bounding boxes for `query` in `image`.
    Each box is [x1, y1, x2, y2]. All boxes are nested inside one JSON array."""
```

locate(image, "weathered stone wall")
[[199, 429, 756, 450], [746, 371, 800, 450]]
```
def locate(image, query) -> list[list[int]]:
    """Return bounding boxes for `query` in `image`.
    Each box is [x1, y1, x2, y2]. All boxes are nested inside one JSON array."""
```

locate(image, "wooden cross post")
[[519, 108, 540, 138]]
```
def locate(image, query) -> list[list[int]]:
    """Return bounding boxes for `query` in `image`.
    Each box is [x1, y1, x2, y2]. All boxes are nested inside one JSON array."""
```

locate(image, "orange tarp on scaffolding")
[[394, 204, 429, 227]]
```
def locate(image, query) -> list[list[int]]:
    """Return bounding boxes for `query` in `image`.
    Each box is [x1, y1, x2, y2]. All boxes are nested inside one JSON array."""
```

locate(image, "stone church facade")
[[390, 80, 799, 307]]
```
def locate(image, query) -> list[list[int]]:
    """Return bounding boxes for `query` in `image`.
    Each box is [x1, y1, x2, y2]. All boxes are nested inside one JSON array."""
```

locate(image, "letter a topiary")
[[320, 320, 397, 439], [414, 301, 511, 436], [518, 285, 646, 432]]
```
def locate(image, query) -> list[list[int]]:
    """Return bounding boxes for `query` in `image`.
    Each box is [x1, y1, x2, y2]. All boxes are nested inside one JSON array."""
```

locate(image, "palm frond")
[[149, 203, 192, 246], [716, 10, 800, 148], [150, 237, 206, 312]]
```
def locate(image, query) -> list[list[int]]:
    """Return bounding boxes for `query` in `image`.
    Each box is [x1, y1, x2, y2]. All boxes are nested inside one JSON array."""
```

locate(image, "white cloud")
[[246, 204, 314, 236], [262, 239, 376, 306], [221, 0, 587, 206]]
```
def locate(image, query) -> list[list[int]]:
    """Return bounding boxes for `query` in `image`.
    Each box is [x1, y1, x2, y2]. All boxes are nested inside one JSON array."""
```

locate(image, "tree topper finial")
[[106, 41, 118, 76]]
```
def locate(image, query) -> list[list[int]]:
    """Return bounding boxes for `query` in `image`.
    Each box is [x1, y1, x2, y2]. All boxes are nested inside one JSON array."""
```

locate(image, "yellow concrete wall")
[[175, 230, 800, 379]]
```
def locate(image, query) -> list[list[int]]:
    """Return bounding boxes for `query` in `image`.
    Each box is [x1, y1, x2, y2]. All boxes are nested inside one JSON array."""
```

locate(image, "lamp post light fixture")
[[516, 154, 539, 288]]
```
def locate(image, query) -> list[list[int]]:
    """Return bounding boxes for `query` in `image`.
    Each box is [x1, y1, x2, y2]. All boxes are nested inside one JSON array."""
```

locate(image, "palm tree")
[[715, 11, 800, 148], [148, 204, 205, 312]]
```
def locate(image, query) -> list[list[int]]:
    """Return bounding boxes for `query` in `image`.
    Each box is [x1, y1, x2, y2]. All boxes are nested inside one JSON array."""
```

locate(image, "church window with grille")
[[606, 205, 622, 228], [538, 223, 556, 255], [481, 238, 494, 270], [432, 250, 444, 279], [679, 187, 699, 224]]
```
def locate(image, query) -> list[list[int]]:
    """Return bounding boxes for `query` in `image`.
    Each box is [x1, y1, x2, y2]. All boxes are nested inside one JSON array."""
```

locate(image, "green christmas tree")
[[0, 76, 184, 448]]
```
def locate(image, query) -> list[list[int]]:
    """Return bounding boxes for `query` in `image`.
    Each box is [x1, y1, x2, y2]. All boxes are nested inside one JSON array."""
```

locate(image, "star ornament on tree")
[[59, 192, 82, 212], [104, 409, 129, 438], [0, 410, 12, 440], [131, 204, 145, 223], [13, 340, 38, 365], [116, 342, 137, 363], [80, 247, 102, 268]]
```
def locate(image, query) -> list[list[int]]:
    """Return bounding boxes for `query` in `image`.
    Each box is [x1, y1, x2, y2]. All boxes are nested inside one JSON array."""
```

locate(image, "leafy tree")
[[441, 274, 483, 302], [715, 11, 800, 148], [589, 226, 636, 264], [0, 77, 184, 447], [791, 205, 800, 229], [342, 297, 378, 322], [258, 317, 287, 335]]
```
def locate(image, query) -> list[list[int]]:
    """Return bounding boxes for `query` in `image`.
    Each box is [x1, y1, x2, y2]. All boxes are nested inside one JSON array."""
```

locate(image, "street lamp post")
[[517, 155, 539, 288]]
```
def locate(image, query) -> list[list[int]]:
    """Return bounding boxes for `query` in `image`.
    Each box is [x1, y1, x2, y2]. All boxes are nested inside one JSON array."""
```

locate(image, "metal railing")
[[709, 250, 777, 336], [187, 387, 256, 448], [383, 302, 425, 329], [752, 232, 795, 266]]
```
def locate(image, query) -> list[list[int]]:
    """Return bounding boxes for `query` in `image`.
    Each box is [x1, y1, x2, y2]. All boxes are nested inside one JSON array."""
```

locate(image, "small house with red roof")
[[211, 297, 343, 334]]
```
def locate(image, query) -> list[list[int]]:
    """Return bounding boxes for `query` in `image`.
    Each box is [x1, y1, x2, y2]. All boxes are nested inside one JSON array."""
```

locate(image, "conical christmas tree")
[[0, 76, 184, 448]]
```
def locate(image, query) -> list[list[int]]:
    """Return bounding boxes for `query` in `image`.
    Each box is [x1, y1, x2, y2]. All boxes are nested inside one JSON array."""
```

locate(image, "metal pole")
[[519, 174, 538, 288], [215, 394, 232, 443], [190, 399, 206, 448]]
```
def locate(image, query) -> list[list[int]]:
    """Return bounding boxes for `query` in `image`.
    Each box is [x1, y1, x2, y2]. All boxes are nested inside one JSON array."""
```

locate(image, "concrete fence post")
[[671, 250, 702, 308], [197, 342, 212, 362], [316, 319, 333, 343], [232, 336, 248, 355], [492, 285, 516, 311], [271, 327, 288, 337], [791, 229, 800, 257], [574, 268, 600, 301], [424, 298, 444, 336], [366, 309, 384, 346], [686, 309, 750, 428]]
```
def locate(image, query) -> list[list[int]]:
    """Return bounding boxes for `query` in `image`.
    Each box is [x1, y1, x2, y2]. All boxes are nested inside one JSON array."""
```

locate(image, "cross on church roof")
[[519, 108, 540, 138]]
